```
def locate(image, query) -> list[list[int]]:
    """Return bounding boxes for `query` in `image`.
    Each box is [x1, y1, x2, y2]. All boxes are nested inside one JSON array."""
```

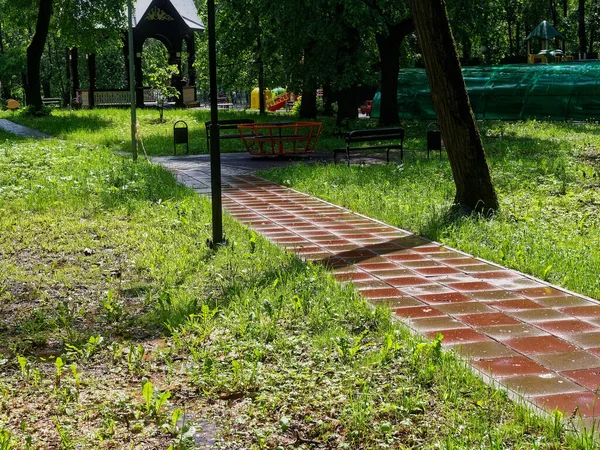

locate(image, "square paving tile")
[[355, 262, 400, 271], [466, 290, 524, 301], [532, 351, 600, 372], [490, 299, 546, 311], [535, 320, 599, 336], [416, 292, 473, 304], [408, 316, 468, 333], [456, 264, 499, 273], [439, 257, 482, 266], [562, 332, 600, 349], [533, 392, 600, 417], [370, 269, 415, 279], [436, 302, 496, 315], [535, 296, 595, 308], [414, 267, 462, 276], [385, 276, 432, 287], [478, 324, 549, 341], [561, 305, 600, 319], [451, 341, 518, 359], [502, 374, 584, 397], [510, 309, 571, 323], [401, 260, 443, 268], [561, 368, 600, 390], [368, 297, 424, 309], [475, 270, 521, 280], [447, 281, 498, 292], [352, 279, 391, 289], [425, 328, 490, 344], [393, 305, 444, 319], [386, 252, 427, 262], [504, 336, 579, 355], [516, 286, 570, 299], [400, 285, 455, 296], [459, 312, 521, 328], [472, 355, 552, 378]]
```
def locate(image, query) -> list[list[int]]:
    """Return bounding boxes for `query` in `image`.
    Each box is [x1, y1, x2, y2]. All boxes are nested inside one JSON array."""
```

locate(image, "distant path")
[[0, 119, 51, 139]]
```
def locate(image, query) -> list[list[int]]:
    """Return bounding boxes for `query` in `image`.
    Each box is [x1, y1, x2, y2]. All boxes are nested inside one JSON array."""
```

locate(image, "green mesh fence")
[[371, 62, 600, 121]]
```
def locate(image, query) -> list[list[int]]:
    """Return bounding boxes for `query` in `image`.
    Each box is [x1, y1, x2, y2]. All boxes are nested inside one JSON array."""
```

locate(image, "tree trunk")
[[408, 0, 498, 214], [70, 47, 79, 102], [322, 83, 335, 116], [299, 87, 317, 119], [376, 18, 414, 126], [579, 0, 587, 55], [25, 0, 53, 110], [88, 53, 96, 109], [336, 85, 358, 127]]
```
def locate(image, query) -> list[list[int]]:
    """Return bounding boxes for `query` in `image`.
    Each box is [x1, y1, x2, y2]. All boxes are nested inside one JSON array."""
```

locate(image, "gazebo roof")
[[134, 0, 205, 31], [526, 20, 564, 41]]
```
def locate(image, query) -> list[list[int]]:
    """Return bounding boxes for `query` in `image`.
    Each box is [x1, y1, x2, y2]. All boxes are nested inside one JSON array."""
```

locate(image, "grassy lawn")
[[0, 111, 598, 448], [263, 120, 600, 301], [1, 108, 348, 156]]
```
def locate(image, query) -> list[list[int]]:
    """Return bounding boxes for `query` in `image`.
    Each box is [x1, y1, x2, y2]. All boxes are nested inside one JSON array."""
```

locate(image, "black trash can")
[[174, 120, 189, 155], [426, 122, 442, 158]]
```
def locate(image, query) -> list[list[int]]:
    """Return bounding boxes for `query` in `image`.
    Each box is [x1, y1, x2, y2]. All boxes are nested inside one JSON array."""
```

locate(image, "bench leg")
[[346, 146, 351, 167]]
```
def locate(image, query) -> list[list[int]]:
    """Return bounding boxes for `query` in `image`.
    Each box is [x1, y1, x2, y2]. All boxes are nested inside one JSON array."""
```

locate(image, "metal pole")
[[208, 0, 223, 245], [127, 0, 137, 161]]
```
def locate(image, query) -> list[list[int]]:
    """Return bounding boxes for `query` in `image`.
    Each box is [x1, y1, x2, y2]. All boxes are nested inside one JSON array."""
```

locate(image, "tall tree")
[[579, 0, 587, 55], [25, 0, 52, 109], [408, 0, 498, 214]]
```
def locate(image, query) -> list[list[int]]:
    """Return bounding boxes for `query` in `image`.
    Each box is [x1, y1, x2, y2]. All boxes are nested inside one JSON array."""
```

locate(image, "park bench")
[[42, 97, 62, 107], [333, 127, 405, 165], [205, 119, 255, 151]]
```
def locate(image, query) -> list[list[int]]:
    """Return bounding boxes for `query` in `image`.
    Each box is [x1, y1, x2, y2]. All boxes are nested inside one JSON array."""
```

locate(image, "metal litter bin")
[[426, 122, 442, 158], [173, 120, 189, 155]]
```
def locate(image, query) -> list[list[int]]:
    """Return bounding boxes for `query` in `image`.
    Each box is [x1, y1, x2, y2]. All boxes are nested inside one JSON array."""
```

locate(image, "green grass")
[[0, 112, 599, 448], [0, 107, 351, 156], [262, 120, 600, 300]]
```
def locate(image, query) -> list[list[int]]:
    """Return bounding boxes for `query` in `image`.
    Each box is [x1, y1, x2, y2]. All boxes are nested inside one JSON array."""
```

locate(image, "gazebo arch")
[[130, 0, 205, 106]]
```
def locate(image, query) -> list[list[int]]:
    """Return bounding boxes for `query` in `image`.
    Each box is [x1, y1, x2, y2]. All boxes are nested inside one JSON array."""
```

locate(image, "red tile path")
[[159, 158, 600, 428]]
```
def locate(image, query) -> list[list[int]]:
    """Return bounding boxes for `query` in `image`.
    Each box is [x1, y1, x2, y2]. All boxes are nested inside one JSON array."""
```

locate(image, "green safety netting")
[[371, 61, 600, 121]]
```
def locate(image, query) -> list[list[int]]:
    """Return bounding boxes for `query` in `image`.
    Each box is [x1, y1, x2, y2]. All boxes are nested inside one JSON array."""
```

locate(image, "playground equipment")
[[238, 121, 322, 155], [250, 87, 296, 111], [371, 61, 600, 121], [250, 88, 272, 109]]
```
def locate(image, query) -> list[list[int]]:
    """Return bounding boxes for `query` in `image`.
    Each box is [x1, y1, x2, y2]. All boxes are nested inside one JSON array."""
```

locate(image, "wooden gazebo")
[[79, 0, 204, 108]]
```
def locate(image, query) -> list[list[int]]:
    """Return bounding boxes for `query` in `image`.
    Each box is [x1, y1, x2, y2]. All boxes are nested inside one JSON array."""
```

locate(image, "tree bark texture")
[[87, 53, 96, 108], [70, 47, 79, 102], [299, 87, 317, 119], [26, 0, 53, 109], [376, 18, 413, 126], [408, 0, 498, 213], [579, 0, 587, 55]]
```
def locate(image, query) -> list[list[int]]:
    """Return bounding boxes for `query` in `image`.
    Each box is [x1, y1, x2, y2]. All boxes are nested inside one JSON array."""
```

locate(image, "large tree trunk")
[[70, 47, 79, 103], [336, 85, 358, 126], [376, 18, 414, 126], [299, 87, 317, 119], [408, 0, 498, 214], [579, 0, 587, 55], [25, 0, 53, 110]]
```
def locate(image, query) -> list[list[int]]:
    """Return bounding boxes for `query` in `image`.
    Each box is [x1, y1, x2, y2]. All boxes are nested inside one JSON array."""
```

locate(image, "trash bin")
[[426, 122, 442, 158], [173, 120, 189, 155]]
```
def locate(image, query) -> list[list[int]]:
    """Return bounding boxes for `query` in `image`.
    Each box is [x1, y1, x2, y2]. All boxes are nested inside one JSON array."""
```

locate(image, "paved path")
[[0, 119, 51, 139], [155, 154, 600, 429]]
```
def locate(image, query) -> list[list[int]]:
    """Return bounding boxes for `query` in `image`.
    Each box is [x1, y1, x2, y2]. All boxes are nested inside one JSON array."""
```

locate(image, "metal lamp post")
[[127, 0, 137, 161], [207, 0, 223, 246]]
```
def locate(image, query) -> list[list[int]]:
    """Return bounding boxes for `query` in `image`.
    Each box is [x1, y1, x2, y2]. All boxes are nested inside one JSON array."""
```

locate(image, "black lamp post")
[[207, 0, 224, 246]]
